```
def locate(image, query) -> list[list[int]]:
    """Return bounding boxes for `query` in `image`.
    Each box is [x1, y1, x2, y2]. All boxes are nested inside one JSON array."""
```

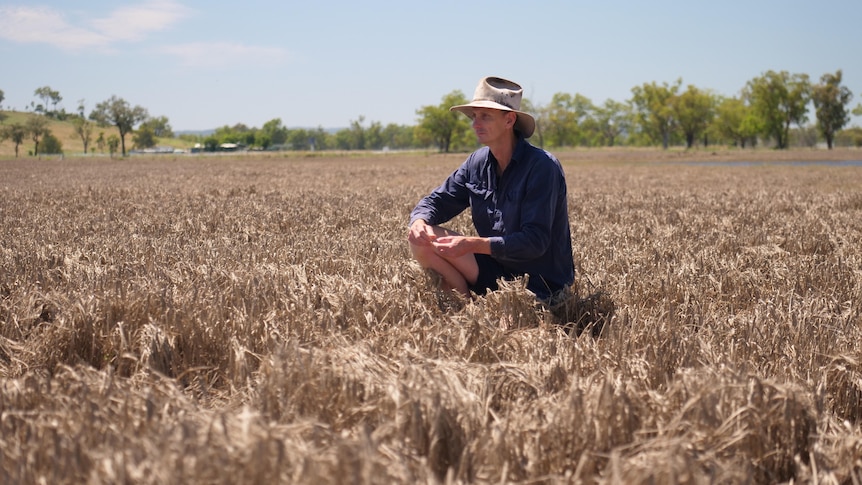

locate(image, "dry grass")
[[1, 149, 862, 483]]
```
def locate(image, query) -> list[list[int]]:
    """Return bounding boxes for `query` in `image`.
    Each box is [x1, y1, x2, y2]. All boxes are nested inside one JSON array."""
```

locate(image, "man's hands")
[[407, 220, 488, 258]]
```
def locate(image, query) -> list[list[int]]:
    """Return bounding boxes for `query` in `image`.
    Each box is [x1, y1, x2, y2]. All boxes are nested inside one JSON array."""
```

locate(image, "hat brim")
[[450, 102, 536, 139]]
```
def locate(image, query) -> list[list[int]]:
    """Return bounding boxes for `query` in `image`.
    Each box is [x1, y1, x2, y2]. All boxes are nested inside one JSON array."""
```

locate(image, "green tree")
[[26, 116, 50, 155], [72, 117, 94, 154], [0, 123, 28, 157], [133, 125, 157, 149], [261, 118, 288, 147], [253, 132, 271, 150], [835, 127, 862, 147], [332, 129, 352, 150], [415, 90, 471, 153], [283, 128, 309, 150], [347, 116, 368, 150], [213, 123, 255, 148], [381, 123, 414, 149], [713, 97, 760, 148], [570, 94, 598, 146], [90, 95, 149, 156], [811, 70, 853, 149], [0, 88, 5, 106], [203, 135, 219, 152], [520, 98, 545, 148], [40, 132, 63, 154], [96, 132, 106, 153], [308, 127, 330, 150], [542, 92, 581, 148], [630, 79, 682, 149], [594, 99, 632, 147], [673, 85, 715, 148], [139, 116, 174, 138], [365, 120, 385, 150], [744, 70, 810, 149], [34, 86, 62, 115], [107, 134, 120, 158]]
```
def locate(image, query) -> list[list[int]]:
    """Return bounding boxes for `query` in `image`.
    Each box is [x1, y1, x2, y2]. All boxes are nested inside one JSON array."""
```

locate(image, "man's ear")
[[507, 111, 517, 128]]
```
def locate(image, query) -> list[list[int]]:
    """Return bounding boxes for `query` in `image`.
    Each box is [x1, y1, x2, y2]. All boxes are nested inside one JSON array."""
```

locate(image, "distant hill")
[[0, 110, 194, 158], [174, 126, 345, 137], [174, 129, 215, 137]]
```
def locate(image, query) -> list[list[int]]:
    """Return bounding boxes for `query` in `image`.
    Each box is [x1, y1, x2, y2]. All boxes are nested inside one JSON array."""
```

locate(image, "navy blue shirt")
[[410, 137, 574, 298]]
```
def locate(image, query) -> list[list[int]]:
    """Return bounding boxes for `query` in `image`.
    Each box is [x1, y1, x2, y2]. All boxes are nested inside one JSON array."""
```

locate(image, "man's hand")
[[407, 219, 436, 246], [430, 235, 474, 258], [408, 220, 491, 258]]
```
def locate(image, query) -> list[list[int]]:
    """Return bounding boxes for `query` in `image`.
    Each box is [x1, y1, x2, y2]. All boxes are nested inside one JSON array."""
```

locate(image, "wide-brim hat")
[[450, 76, 536, 138]]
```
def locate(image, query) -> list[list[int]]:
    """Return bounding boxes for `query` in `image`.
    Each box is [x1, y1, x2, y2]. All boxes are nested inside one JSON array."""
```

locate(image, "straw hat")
[[450, 76, 536, 138]]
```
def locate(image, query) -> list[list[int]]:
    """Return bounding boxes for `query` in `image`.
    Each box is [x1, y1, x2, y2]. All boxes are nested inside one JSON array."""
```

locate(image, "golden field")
[[1, 149, 862, 483]]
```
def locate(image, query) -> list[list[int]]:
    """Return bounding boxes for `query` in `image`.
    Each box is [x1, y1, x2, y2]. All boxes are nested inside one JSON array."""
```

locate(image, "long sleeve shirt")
[[410, 137, 574, 298]]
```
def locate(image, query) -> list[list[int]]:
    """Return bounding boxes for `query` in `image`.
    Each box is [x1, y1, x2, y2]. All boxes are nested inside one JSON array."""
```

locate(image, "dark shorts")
[[468, 254, 517, 296], [468, 254, 568, 301]]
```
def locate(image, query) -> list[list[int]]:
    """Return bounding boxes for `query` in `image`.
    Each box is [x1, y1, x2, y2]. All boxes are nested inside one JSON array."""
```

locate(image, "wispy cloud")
[[0, 1, 191, 50], [90, 0, 190, 42], [0, 6, 109, 49], [158, 42, 289, 68]]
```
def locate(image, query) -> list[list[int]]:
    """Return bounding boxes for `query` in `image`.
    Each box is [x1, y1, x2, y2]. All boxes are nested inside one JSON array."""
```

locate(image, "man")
[[408, 76, 574, 302]]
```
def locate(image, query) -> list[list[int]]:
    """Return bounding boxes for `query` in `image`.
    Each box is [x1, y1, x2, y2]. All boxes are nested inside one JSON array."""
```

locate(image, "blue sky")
[[1, 0, 860, 131]]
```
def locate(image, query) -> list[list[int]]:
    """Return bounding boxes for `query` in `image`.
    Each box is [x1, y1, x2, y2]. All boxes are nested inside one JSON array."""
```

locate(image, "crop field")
[[1, 148, 862, 483]]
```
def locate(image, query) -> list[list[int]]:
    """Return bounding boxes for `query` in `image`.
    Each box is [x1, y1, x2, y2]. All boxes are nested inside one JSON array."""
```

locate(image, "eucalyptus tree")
[[673, 85, 715, 148], [593, 99, 632, 147], [811, 70, 853, 149], [0, 122, 27, 157], [26, 116, 49, 155], [34, 86, 62, 115], [415, 90, 471, 153], [72, 117, 94, 154], [542, 92, 581, 148], [261, 118, 288, 147], [132, 125, 157, 149], [132, 116, 175, 150], [713, 97, 760, 148], [141, 116, 174, 138], [743, 70, 810, 149], [381, 123, 414, 149], [90, 95, 149, 156], [520, 98, 545, 148], [630, 79, 682, 149]]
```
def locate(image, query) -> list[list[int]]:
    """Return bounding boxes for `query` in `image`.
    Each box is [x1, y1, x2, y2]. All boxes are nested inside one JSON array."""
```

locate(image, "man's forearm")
[[467, 236, 492, 256]]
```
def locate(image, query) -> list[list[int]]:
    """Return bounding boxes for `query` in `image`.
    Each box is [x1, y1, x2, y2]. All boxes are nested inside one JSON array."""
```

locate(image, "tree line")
[[1, 69, 860, 157], [426, 69, 860, 153]]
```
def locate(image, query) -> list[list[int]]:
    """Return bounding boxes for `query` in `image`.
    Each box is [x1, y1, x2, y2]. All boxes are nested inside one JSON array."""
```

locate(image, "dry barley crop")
[[2, 150, 862, 484]]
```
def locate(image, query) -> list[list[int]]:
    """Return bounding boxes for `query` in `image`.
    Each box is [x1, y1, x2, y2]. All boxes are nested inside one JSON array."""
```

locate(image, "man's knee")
[[409, 242, 434, 266]]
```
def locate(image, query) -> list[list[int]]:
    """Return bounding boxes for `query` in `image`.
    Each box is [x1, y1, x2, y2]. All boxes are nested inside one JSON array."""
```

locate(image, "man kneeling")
[[407, 76, 574, 302]]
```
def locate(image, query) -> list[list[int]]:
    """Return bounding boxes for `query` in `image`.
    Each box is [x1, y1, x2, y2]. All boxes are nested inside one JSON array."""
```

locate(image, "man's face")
[[469, 108, 513, 145]]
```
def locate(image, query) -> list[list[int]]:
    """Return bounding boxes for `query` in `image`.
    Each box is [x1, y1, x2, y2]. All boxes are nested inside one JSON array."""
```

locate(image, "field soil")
[[1, 152, 861, 483]]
